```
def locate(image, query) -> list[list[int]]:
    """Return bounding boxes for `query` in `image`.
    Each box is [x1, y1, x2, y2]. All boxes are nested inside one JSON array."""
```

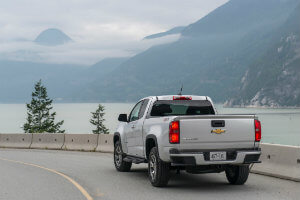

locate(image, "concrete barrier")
[[0, 134, 32, 148], [251, 143, 300, 182], [30, 133, 64, 150], [1, 133, 300, 182], [62, 134, 99, 151], [96, 134, 114, 153]]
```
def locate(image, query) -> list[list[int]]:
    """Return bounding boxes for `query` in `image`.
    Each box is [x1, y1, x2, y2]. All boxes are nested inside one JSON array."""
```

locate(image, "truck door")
[[125, 100, 143, 155], [134, 99, 149, 157]]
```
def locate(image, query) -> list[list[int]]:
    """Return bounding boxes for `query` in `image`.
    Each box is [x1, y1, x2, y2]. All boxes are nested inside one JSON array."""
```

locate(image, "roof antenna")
[[178, 84, 183, 96]]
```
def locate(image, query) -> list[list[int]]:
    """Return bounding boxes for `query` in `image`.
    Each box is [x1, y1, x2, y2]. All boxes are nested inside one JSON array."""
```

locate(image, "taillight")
[[255, 119, 261, 142], [173, 96, 192, 100], [169, 121, 180, 144]]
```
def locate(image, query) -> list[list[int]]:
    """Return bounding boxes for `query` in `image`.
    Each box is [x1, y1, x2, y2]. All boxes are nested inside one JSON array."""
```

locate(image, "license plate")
[[209, 152, 226, 161]]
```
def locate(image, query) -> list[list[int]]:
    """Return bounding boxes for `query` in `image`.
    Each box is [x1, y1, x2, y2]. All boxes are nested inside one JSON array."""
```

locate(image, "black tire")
[[225, 165, 250, 185], [148, 147, 170, 187], [114, 141, 132, 172]]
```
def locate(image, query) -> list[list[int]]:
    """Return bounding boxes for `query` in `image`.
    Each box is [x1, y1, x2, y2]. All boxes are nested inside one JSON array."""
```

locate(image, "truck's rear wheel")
[[225, 165, 250, 185], [148, 147, 170, 187], [114, 141, 132, 172]]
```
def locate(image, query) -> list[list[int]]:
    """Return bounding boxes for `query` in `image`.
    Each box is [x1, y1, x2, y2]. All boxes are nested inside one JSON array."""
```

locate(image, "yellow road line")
[[0, 157, 94, 200]]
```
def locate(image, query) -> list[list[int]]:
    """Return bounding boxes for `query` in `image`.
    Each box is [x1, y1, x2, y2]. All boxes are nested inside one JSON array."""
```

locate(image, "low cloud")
[[0, 0, 227, 65]]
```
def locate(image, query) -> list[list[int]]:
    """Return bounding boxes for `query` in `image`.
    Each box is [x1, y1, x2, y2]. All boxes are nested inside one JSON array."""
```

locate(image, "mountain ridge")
[[76, 0, 300, 106], [1, 0, 299, 107]]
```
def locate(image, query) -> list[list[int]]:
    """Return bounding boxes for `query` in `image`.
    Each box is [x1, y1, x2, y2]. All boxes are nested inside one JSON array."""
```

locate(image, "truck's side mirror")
[[118, 114, 128, 122]]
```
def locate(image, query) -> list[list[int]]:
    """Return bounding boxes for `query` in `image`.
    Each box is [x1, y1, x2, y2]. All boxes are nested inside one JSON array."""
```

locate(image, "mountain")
[[67, 57, 129, 102], [1, 0, 300, 106], [182, 0, 294, 37], [77, 0, 300, 104], [34, 28, 72, 46], [143, 26, 185, 40], [0, 57, 128, 103], [0, 60, 85, 103], [225, 3, 300, 107], [88, 57, 129, 78]]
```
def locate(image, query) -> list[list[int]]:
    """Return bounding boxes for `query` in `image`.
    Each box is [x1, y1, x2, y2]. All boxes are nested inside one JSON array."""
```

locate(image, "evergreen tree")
[[23, 80, 65, 133], [90, 104, 109, 134]]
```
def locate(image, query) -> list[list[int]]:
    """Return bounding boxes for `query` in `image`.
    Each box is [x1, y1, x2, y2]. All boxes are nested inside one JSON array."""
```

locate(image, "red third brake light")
[[173, 96, 192, 100], [255, 119, 261, 142], [169, 121, 180, 144]]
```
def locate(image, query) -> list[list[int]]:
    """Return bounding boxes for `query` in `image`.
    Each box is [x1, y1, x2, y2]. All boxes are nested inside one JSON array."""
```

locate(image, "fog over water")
[[0, 103, 299, 146]]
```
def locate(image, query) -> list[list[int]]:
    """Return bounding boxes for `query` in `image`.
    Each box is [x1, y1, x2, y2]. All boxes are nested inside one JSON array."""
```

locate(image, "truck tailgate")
[[176, 115, 256, 150]]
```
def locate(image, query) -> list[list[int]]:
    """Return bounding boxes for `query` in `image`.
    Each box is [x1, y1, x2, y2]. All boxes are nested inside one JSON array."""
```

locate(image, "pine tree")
[[23, 80, 65, 133], [90, 104, 109, 134]]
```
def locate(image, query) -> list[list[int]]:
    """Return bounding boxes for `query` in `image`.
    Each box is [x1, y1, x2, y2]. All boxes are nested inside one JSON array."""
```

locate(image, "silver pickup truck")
[[113, 95, 261, 187]]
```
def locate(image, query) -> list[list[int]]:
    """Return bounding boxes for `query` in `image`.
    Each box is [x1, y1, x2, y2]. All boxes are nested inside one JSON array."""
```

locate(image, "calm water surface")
[[0, 103, 299, 146]]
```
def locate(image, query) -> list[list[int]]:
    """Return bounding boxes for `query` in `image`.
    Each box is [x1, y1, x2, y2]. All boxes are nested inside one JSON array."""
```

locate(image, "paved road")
[[0, 149, 299, 200]]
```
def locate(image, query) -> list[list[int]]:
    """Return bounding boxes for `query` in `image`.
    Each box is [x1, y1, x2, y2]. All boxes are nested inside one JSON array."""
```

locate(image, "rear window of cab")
[[150, 100, 215, 116]]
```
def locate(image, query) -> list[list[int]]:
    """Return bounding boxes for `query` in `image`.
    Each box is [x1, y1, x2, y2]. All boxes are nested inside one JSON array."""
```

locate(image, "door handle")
[[131, 125, 136, 129]]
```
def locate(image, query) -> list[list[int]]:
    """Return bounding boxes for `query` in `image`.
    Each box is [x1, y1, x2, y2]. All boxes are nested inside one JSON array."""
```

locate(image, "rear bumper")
[[168, 148, 261, 166]]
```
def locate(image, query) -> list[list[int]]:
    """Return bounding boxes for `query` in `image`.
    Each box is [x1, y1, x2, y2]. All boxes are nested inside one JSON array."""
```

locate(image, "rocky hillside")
[[225, 3, 300, 107]]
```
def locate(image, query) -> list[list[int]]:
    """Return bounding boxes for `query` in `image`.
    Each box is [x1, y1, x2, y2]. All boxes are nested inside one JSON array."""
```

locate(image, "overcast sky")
[[0, 0, 228, 65]]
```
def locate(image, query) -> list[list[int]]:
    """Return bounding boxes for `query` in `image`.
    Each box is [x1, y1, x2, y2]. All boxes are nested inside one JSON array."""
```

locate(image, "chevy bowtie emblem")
[[211, 129, 226, 134]]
